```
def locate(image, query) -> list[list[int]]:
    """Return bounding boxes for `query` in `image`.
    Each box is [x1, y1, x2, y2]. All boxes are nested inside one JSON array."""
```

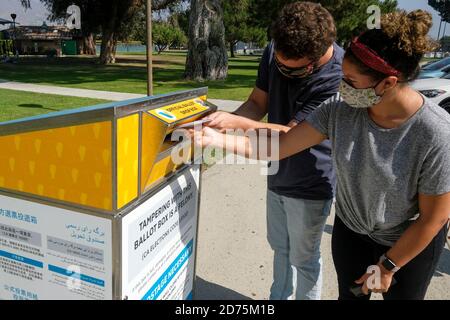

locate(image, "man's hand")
[[206, 111, 253, 132], [355, 263, 395, 295]]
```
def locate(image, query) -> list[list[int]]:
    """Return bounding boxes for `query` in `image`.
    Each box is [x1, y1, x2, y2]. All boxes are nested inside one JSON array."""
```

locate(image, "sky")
[[0, 0, 448, 39]]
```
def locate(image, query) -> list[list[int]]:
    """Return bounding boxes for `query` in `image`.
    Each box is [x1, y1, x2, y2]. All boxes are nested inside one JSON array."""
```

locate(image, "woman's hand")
[[355, 263, 395, 295], [191, 127, 226, 149]]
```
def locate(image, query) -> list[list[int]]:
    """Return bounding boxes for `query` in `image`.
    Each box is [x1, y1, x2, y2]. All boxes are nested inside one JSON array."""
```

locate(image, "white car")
[[411, 74, 450, 114]]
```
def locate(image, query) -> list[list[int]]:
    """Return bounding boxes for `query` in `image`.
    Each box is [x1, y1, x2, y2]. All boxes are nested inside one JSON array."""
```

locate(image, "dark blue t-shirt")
[[256, 42, 344, 200]]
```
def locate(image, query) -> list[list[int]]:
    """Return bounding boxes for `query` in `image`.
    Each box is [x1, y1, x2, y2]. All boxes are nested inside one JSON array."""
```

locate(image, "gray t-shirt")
[[306, 94, 450, 246]]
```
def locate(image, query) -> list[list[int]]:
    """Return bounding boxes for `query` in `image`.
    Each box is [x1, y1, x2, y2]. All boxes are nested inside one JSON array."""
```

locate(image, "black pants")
[[331, 215, 447, 300]]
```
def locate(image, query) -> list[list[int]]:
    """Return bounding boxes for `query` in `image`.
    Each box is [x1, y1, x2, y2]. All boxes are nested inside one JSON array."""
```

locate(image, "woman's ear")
[[382, 76, 399, 92]]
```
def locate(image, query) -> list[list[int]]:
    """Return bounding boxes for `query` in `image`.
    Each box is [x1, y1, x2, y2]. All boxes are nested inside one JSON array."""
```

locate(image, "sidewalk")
[[0, 79, 242, 112], [194, 161, 450, 300], [0, 79, 145, 101]]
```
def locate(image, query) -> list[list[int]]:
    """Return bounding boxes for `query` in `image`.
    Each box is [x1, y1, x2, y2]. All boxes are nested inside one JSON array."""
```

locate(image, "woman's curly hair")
[[346, 10, 437, 81], [271, 2, 336, 61]]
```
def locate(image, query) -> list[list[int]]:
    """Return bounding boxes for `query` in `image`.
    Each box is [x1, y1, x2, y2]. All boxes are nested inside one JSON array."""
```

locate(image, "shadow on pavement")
[[194, 277, 253, 300], [324, 224, 333, 235]]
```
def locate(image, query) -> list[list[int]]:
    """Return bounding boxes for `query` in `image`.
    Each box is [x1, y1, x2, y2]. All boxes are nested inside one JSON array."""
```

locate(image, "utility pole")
[[436, 17, 443, 58], [146, 0, 153, 96], [10, 13, 17, 57]]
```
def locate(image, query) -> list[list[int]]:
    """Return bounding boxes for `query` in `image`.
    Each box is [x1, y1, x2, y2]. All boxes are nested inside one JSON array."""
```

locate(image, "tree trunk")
[[99, 29, 117, 64], [99, 1, 118, 64], [82, 33, 96, 55], [230, 42, 235, 58], [185, 0, 228, 81]]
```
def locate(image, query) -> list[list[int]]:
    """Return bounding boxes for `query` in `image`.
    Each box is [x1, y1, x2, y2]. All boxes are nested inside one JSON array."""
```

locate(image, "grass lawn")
[[0, 52, 259, 101], [422, 57, 440, 62], [0, 88, 110, 122]]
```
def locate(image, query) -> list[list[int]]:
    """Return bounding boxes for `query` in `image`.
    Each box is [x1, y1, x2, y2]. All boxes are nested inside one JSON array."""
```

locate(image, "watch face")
[[382, 258, 396, 271]]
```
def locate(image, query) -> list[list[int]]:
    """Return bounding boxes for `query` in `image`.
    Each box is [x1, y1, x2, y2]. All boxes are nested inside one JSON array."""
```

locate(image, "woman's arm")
[[194, 120, 327, 161], [386, 192, 450, 268], [357, 192, 450, 294]]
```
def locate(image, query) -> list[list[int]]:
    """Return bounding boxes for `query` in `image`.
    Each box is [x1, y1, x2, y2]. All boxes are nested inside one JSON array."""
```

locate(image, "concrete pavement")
[[0, 80, 243, 112], [194, 161, 450, 300], [0, 79, 146, 101]]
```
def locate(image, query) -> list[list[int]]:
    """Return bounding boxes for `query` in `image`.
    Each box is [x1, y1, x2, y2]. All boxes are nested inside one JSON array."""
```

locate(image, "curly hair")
[[346, 10, 437, 81], [271, 1, 336, 61]]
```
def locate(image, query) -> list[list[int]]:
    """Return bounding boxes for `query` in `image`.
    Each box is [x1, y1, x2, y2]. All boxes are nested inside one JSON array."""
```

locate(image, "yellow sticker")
[[149, 98, 209, 124]]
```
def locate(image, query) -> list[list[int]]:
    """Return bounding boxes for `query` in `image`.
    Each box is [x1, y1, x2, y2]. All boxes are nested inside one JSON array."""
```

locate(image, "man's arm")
[[207, 87, 296, 133], [233, 87, 268, 121]]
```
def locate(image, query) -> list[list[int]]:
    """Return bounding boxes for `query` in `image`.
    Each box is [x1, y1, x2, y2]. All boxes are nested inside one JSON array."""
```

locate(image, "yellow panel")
[[0, 121, 113, 210], [148, 98, 209, 124], [144, 147, 192, 191], [146, 157, 178, 189], [117, 114, 140, 209], [141, 113, 168, 192]]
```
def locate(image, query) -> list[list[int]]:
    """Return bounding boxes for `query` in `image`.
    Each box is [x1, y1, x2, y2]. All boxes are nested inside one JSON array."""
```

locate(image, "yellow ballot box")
[[0, 87, 216, 300]]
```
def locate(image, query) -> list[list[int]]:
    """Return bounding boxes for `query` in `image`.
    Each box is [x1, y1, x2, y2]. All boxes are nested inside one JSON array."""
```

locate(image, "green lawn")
[[0, 88, 110, 122], [422, 57, 440, 62], [0, 52, 259, 101]]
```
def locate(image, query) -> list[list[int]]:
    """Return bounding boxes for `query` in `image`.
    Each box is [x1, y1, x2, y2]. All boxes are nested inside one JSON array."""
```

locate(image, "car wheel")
[[441, 102, 450, 114]]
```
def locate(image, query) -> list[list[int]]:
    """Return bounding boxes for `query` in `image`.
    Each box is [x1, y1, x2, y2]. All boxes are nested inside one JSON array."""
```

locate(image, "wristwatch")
[[379, 254, 401, 273]]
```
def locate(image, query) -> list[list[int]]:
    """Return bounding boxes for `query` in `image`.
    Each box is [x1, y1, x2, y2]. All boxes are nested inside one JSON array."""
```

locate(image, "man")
[[206, 2, 343, 300]]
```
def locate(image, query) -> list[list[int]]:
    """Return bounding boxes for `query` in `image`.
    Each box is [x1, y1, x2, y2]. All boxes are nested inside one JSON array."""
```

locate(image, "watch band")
[[379, 254, 400, 273]]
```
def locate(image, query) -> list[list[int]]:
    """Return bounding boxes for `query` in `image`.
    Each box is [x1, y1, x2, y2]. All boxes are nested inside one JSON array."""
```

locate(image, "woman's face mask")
[[339, 79, 384, 109]]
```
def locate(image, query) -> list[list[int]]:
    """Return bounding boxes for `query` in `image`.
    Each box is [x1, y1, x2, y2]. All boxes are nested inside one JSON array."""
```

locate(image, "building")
[[1, 24, 82, 56]]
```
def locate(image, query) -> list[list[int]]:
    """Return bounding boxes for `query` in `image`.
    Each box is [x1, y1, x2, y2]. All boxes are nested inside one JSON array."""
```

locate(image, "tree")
[[247, 0, 398, 45], [441, 36, 450, 52], [185, 0, 228, 81], [173, 7, 190, 37], [35, 0, 182, 64], [222, 0, 268, 57], [325, 0, 398, 45], [223, 0, 248, 57], [40, 0, 100, 55], [429, 0, 450, 52], [128, 6, 188, 51], [19, 0, 30, 8], [152, 22, 187, 53], [97, 0, 142, 64], [429, 0, 450, 22]]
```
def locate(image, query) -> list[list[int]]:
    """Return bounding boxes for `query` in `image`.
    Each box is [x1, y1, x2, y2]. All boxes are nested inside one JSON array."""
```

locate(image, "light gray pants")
[[267, 190, 332, 300]]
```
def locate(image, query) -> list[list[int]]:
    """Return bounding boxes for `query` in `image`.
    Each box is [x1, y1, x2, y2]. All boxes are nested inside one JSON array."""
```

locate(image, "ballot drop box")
[[0, 88, 216, 300]]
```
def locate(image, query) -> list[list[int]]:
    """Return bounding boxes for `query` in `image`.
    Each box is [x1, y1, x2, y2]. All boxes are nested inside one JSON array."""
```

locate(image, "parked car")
[[411, 73, 450, 113], [418, 57, 450, 79]]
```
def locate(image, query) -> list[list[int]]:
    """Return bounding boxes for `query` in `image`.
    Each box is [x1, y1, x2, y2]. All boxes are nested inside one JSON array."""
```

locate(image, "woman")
[[195, 10, 450, 300]]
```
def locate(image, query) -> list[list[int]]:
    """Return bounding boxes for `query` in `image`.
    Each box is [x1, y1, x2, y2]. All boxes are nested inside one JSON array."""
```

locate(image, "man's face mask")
[[339, 79, 384, 109], [274, 55, 315, 79]]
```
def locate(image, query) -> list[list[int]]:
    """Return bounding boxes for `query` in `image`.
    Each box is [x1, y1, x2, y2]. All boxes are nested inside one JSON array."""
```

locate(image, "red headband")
[[350, 38, 401, 77]]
